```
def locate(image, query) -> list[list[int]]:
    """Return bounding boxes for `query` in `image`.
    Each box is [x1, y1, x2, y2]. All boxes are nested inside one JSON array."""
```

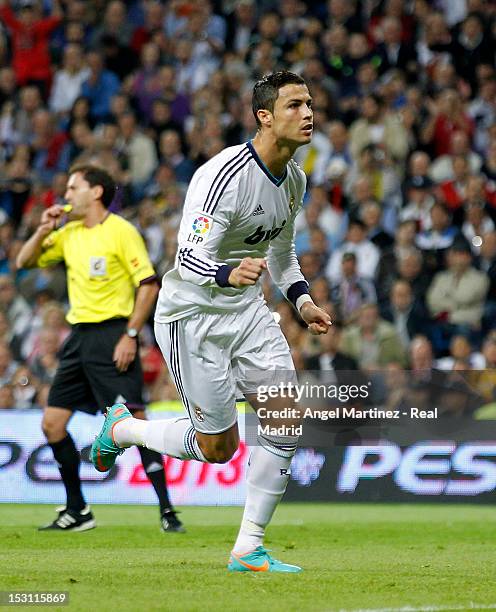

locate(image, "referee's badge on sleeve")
[[89, 256, 107, 277], [187, 213, 213, 245]]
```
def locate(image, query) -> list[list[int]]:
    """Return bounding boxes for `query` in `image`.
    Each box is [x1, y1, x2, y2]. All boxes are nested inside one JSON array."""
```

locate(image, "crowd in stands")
[[0, 0, 495, 414]]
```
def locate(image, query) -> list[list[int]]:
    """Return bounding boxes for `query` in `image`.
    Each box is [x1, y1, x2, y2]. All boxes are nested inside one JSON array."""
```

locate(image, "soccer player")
[[16, 165, 184, 533], [92, 72, 331, 571]]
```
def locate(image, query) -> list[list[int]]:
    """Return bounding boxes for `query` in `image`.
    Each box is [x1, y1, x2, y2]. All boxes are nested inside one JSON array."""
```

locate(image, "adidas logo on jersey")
[[252, 204, 265, 216]]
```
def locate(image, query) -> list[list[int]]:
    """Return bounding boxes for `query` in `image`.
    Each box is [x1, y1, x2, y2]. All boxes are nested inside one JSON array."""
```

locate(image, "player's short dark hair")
[[252, 71, 306, 128], [69, 164, 116, 208]]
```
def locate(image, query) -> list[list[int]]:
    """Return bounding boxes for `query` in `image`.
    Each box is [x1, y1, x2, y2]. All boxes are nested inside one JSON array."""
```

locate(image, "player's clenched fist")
[[300, 302, 332, 335], [228, 257, 267, 287]]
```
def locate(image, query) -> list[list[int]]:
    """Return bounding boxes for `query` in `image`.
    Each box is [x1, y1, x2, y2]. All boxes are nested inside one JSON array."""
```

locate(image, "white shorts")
[[154, 301, 295, 434]]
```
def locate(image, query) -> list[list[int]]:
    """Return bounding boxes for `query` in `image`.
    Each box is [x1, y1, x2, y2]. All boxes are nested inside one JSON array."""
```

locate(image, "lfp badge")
[[187, 214, 212, 244], [192, 216, 210, 234]]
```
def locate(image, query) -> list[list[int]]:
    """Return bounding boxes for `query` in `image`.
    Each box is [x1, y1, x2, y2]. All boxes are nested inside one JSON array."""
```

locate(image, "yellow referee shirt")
[[37, 214, 156, 324]]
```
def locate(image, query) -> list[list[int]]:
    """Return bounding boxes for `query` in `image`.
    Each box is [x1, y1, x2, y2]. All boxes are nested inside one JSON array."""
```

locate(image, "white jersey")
[[155, 142, 308, 322]]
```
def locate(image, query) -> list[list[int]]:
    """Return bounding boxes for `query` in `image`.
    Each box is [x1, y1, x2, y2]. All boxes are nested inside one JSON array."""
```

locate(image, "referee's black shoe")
[[161, 508, 185, 533], [38, 505, 96, 532]]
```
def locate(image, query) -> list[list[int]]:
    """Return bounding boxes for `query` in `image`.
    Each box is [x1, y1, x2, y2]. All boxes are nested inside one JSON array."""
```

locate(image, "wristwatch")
[[126, 327, 138, 339]]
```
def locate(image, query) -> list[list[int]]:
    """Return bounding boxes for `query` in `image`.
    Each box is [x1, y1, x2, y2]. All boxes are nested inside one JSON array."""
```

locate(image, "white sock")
[[233, 443, 295, 554], [113, 417, 147, 447], [113, 416, 207, 462]]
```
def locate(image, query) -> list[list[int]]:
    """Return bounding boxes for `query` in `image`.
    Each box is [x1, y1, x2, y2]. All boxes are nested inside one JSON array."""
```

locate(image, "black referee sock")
[[138, 447, 172, 513], [49, 434, 86, 513]]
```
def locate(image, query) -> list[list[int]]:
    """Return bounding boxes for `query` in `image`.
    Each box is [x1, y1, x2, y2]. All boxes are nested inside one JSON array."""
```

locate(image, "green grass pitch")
[[1, 503, 495, 612]]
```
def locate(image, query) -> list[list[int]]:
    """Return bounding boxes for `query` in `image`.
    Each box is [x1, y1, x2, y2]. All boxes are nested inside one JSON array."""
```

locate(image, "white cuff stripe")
[[296, 294, 313, 312]]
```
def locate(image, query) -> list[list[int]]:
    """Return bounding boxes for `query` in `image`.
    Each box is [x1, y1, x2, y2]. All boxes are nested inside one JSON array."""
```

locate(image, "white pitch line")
[[338, 605, 496, 612]]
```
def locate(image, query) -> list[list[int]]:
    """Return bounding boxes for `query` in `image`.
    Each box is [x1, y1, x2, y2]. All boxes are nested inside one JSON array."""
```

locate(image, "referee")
[[16, 164, 184, 533]]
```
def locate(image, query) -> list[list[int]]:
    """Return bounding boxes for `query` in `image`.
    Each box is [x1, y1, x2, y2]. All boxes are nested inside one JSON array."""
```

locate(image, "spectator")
[[416, 202, 458, 274], [430, 131, 482, 183], [18, 255, 67, 303], [462, 203, 495, 253], [472, 336, 496, 402], [13, 85, 44, 144], [452, 12, 493, 90], [225, 0, 257, 58], [324, 158, 351, 215], [309, 276, 330, 306], [427, 238, 489, 348], [126, 42, 163, 122], [116, 112, 158, 196], [360, 199, 394, 250], [375, 16, 418, 80], [400, 176, 435, 231], [158, 129, 194, 186], [393, 249, 431, 305], [304, 319, 358, 372], [30, 328, 60, 384], [477, 231, 496, 301], [436, 334, 485, 371], [0, 273, 31, 338], [49, 43, 90, 116], [100, 34, 138, 83], [409, 335, 436, 372], [174, 38, 216, 95], [0, 340, 17, 385], [0, 0, 63, 93], [21, 299, 68, 363], [90, 0, 133, 49], [327, 120, 352, 168], [326, 218, 380, 283], [349, 94, 409, 164], [131, 1, 166, 55], [416, 202, 457, 251], [11, 363, 39, 408], [468, 77, 496, 155], [147, 98, 184, 144], [407, 151, 431, 187], [381, 279, 431, 350], [376, 219, 417, 302], [330, 252, 377, 324], [0, 309, 21, 359], [29, 110, 70, 185], [347, 144, 401, 213], [340, 303, 407, 369], [421, 89, 474, 158], [80, 51, 120, 124], [134, 199, 163, 266], [437, 156, 472, 211]]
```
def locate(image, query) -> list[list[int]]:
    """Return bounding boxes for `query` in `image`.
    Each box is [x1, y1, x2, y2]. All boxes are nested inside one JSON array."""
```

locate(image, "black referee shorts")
[[48, 318, 145, 415]]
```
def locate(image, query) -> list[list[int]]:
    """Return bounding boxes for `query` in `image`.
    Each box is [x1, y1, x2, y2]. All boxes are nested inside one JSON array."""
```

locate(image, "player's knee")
[[41, 416, 66, 442]]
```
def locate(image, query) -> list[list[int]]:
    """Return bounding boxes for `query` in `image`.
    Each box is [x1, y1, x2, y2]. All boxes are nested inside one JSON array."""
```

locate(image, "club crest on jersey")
[[187, 214, 212, 244], [194, 406, 205, 422], [244, 220, 287, 245], [289, 194, 295, 211]]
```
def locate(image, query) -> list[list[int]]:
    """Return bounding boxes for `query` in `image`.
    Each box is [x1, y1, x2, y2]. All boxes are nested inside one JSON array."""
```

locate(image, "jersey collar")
[[247, 141, 287, 187]]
